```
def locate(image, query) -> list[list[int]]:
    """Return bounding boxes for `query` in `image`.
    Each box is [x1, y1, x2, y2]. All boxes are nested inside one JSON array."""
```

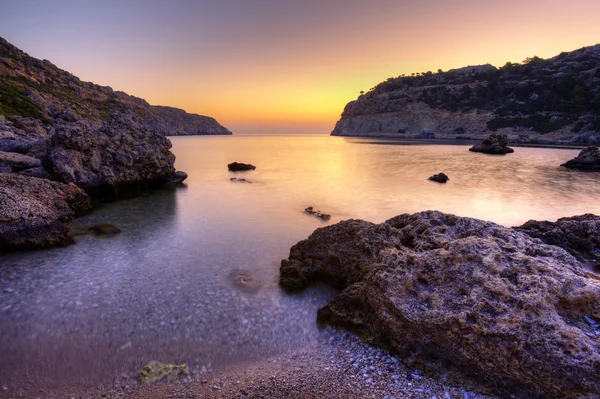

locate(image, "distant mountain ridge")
[[0, 37, 231, 135], [332, 44, 600, 144]]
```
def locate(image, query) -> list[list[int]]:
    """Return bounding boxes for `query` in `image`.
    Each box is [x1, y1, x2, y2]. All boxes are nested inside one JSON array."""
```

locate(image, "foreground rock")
[[46, 113, 178, 199], [469, 133, 514, 154], [227, 162, 256, 171], [280, 211, 600, 398], [561, 146, 600, 170], [0, 174, 91, 249], [516, 214, 600, 269], [428, 172, 449, 183]]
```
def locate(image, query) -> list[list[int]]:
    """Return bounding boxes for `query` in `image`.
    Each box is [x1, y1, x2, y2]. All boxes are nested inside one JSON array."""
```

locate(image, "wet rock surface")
[[469, 133, 514, 154], [280, 210, 600, 398], [515, 213, 600, 269], [0, 174, 91, 249], [227, 162, 256, 171], [561, 146, 600, 170], [428, 172, 449, 183]]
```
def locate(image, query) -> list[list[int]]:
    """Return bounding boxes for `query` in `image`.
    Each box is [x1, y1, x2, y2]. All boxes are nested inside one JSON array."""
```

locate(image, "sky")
[[1, 0, 599, 134]]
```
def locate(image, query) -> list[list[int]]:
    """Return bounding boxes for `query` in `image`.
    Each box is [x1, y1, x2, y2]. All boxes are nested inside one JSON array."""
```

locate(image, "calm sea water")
[[1, 134, 598, 392]]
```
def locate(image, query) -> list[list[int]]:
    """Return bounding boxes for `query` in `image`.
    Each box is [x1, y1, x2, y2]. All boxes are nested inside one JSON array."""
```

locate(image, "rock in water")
[[136, 361, 189, 383], [515, 214, 600, 269], [469, 133, 514, 154], [428, 172, 449, 183], [279, 211, 600, 398], [228, 162, 256, 171], [0, 174, 91, 249], [46, 112, 178, 199], [561, 146, 600, 170], [167, 170, 188, 184]]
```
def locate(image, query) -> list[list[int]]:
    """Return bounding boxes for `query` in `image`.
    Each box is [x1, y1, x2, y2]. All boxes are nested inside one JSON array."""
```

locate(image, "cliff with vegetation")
[[0, 37, 231, 135], [332, 44, 600, 144]]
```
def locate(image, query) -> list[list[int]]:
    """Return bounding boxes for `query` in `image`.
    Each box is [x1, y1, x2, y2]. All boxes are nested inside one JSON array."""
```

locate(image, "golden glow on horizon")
[[2, 0, 600, 132]]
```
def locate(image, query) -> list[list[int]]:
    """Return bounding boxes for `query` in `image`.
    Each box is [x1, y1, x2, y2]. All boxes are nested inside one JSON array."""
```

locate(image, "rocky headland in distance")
[[332, 44, 600, 146]]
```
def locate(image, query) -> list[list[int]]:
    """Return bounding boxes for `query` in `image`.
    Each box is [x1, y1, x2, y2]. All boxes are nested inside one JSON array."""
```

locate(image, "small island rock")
[[561, 146, 600, 170], [228, 162, 256, 171], [428, 172, 449, 183], [469, 133, 514, 154]]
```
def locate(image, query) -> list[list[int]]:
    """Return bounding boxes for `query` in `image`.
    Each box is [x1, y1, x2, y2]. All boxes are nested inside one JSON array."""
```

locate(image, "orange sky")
[[2, 0, 599, 133]]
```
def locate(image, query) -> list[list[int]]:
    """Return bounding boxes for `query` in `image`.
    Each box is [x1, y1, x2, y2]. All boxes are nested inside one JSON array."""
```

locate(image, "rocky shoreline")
[[0, 111, 187, 251]]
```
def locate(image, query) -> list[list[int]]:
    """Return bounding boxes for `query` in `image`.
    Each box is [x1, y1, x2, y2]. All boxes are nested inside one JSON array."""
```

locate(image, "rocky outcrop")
[[516, 214, 600, 269], [428, 172, 449, 183], [561, 146, 600, 170], [44, 112, 181, 199], [0, 37, 231, 136], [0, 151, 41, 172], [469, 133, 514, 154], [228, 162, 256, 171], [331, 44, 600, 144], [0, 173, 91, 250], [280, 211, 600, 398]]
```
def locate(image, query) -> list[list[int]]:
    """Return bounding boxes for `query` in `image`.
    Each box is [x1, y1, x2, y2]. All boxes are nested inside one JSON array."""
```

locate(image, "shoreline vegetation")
[[1, 37, 600, 398]]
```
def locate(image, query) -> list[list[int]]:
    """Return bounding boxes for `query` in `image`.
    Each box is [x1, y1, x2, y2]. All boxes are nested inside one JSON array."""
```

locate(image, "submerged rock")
[[280, 210, 600, 398], [515, 214, 600, 269], [87, 224, 122, 237], [469, 133, 514, 154], [0, 174, 91, 250], [228, 162, 256, 171], [561, 146, 600, 170], [428, 172, 449, 183], [136, 361, 189, 383], [304, 206, 331, 220], [229, 270, 262, 294], [230, 177, 252, 183]]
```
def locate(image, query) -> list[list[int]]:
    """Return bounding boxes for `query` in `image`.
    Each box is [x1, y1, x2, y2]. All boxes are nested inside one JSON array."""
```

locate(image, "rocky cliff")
[[332, 44, 600, 144], [0, 37, 231, 135]]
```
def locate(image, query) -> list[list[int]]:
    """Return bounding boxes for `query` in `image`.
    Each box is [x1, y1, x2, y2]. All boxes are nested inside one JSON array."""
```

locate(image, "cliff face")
[[332, 44, 600, 144], [0, 37, 231, 135]]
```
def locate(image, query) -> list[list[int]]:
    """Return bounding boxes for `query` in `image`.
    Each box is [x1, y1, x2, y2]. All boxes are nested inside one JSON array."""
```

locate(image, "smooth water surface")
[[1, 135, 598, 392]]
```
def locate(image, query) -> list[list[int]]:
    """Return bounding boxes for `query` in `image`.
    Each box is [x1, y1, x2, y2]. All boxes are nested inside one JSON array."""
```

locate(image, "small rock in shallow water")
[[136, 361, 188, 383], [304, 206, 331, 220], [230, 177, 252, 183], [428, 173, 449, 183], [228, 162, 256, 171]]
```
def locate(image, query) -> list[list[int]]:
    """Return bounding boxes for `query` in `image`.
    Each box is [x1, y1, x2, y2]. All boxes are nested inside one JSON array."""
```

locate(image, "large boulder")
[[561, 146, 600, 170], [0, 173, 91, 249], [469, 133, 514, 154], [280, 211, 600, 398], [515, 214, 600, 269], [46, 112, 177, 199]]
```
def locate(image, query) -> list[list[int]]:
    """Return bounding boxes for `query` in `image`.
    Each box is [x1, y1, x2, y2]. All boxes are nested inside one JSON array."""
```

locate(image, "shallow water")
[[1, 134, 599, 393]]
